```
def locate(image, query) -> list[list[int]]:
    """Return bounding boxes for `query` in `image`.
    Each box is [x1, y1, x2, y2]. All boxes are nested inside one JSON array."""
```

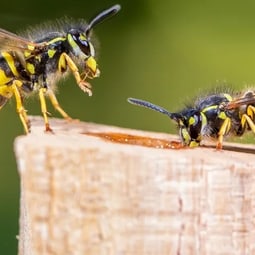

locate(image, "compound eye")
[[71, 31, 91, 57], [77, 38, 91, 56]]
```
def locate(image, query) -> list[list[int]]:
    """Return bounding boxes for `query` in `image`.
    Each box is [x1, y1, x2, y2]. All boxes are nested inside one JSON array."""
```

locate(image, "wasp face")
[[67, 29, 99, 78], [127, 98, 205, 147], [176, 110, 203, 147]]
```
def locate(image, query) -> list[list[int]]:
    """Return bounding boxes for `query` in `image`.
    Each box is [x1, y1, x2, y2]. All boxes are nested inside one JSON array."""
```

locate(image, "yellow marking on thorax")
[[24, 44, 35, 58], [201, 112, 207, 127], [218, 111, 227, 120], [26, 62, 35, 74], [223, 93, 233, 101], [48, 49, 56, 58], [202, 105, 217, 113], [47, 37, 66, 45], [46, 37, 65, 59], [2, 52, 19, 77]]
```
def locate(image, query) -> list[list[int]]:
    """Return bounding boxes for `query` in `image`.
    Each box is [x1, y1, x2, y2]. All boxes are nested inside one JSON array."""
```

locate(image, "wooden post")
[[14, 116, 255, 255]]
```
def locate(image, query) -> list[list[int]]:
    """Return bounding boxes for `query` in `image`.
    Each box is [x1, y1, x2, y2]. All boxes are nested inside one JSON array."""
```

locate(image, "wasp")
[[128, 89, 255, 149], [0, 4, 120, 133]]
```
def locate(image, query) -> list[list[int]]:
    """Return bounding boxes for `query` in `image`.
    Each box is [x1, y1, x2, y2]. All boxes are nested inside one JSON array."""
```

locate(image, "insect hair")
[[19, 17, 96, 42]]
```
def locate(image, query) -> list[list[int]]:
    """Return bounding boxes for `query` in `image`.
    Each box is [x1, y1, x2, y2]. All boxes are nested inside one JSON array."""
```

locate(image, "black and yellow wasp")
[[0, 4, 120, 133], [128, 89, 255, 149]]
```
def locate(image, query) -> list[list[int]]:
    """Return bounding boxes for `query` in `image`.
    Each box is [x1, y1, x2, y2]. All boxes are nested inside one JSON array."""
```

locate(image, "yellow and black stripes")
[[0, 4, 120, 133], [0, 52, 20, 82], [128, 91, 255, 149], [0, 52, 25, 109]]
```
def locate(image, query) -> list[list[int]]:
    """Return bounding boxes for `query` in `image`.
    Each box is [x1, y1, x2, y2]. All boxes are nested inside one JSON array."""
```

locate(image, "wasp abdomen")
[[0, 4, 121, 133]]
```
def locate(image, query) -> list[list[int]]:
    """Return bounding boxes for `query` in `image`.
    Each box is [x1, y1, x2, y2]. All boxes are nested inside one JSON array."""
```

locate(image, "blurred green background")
[[1, 0, 255, 253]]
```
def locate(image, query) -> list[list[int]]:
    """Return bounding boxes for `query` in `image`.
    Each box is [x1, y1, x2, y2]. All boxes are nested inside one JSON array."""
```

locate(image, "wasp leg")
[[46, 89, 73, 121], [59, 53, 92, 96], [242, 114, 255, 132], [247, 105, 255, 119], [240, 105, 255, 133], [11, 81, 30, 133], [217, 117, 231, 149], [39, 87, 53, 132]]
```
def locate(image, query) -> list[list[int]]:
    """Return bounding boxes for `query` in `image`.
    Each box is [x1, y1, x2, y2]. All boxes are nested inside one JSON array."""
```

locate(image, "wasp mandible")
[[0, 4, 120, 132]]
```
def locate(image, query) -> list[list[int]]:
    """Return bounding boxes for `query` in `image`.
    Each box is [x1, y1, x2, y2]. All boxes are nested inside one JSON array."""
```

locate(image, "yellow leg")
[[240, 105, 255, 133], [47, 89, 72, 121], [241, 114, 255, 133], [39, 88, 52, 132], [60, 53, 93, 96], [247, 105, 255, 119], [11, 81, 30, 133], [217, 117, 231, 150]]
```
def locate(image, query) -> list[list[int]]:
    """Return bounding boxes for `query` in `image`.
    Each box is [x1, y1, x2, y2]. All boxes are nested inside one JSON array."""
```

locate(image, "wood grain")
[[14, 117, 255, 255]]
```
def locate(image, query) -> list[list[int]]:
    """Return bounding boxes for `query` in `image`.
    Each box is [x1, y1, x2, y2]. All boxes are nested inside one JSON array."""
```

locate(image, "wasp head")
[[175, 109, 204, 147], [67, 29, 99, 78], [128, 98, 204, 147], [66, 5, 120, 79]]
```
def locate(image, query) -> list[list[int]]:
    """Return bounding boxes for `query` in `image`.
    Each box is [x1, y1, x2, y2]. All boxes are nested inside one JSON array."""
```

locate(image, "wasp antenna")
[[127, 98, 177, 119], [85, 4, 121, 37]]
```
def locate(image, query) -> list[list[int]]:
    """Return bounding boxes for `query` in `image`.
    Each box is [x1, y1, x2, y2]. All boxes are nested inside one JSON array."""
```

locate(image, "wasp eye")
[[70, 31, 91, 57], [77, 38, 91, 56]]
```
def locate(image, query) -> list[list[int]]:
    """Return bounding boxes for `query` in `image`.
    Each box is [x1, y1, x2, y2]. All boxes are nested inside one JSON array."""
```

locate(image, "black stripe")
[[0, 53, 13, 77]]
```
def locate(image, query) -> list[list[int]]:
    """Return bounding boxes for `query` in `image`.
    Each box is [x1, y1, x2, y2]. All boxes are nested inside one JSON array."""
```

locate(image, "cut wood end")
[[14, 116, 255, 255], [15, 116, 255, 160]]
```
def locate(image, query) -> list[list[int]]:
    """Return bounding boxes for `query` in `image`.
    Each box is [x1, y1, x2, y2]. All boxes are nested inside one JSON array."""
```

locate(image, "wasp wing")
[[226, 91, 255, 109], [0, 28, 46, 52]]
